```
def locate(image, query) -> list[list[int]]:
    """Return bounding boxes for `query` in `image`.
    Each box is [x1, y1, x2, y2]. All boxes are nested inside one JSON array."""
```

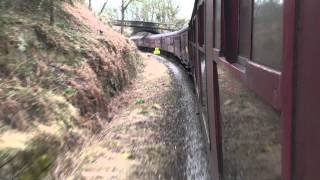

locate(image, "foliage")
[[16, 59, 38, 79], [126, 0, 187, 29], [99, 0, 187, 31], [0, 1, 143, 178], [135, 98, 145, 105]]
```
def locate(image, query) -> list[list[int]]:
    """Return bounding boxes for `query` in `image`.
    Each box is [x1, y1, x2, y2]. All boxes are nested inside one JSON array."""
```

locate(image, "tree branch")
[[123, 0, 134, 10], [99, 0, 109, 15]]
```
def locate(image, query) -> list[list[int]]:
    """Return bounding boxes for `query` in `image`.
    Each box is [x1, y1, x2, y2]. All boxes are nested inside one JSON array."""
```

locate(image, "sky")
[[90, 0, 195, 20]]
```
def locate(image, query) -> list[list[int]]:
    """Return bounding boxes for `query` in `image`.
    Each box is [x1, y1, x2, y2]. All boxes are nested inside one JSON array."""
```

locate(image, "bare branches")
[[123, 0, 186, 29], [99, 0, 109, 15], [121, 0, 136, 34], [123, 0, 135, 10]]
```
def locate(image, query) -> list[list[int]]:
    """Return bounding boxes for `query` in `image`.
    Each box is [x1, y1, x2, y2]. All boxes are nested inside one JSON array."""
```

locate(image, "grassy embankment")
[[0, 1, 142, 179]]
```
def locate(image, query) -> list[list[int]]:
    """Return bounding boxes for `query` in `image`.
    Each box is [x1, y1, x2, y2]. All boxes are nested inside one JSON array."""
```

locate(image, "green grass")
[[64, 86, 77, 97], [16, 59, 37, 78], [135, 98, 145, 105], [139, 108, 149, 115]]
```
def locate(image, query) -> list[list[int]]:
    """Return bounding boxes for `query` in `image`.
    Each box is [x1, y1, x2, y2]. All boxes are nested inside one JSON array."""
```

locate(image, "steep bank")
[[65, 54, 184, 180], [0, 1, 142, 179], [66, 55, 210, 180]]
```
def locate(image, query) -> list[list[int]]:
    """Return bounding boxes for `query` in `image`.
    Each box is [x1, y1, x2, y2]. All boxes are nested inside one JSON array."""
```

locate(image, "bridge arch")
[[131, 28, 160, 36], [110, 20, 174, 35]]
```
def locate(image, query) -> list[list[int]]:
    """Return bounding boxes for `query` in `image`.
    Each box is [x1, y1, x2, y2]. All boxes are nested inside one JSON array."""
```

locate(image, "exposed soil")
[[218, 65, 281, 180], [58, 54, 182, 179]]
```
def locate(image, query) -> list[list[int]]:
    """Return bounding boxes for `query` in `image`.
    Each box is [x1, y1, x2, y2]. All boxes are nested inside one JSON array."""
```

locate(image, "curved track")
[[150, 54, 211, 180]]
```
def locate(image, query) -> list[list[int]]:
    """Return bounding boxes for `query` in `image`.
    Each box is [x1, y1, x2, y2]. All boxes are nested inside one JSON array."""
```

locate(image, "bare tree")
[[49, 0, 55, 25], [127, 0, 185, 29], [88, 0, 92, 10], [48, 0, 74, 26], [121, 0, 135, 34], [99, 0, 109, 15]]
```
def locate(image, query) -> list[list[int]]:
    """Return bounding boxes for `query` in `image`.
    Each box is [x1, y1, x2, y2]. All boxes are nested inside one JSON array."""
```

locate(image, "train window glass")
[[193, 23, 196, 43], [200, 52, 210, 144], [185, 34, 188, 54], [192, 27, 195, 43], [218, 65, 281, 180], [198, 4, 205, 47], [200, 53, 207, 107], [215, 0, 221, 49], [190, 26, 192, 41], [224, 0, 239, 61], [175, 37, 180, 55], [155, 39, 160, 48], [239, 0, 252, 59], [252, 0, 283, 70]]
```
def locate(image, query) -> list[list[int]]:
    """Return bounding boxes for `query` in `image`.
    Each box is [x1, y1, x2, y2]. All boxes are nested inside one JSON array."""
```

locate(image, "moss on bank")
[[0, 1, 142, 179]]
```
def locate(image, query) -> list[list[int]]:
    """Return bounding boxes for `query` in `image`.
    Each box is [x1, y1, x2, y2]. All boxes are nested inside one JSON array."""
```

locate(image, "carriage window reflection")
[[218, 65, 281, 180], [215, 0, 221, 49], [198, 4, 205, 47], [252, 0, 284, 70], [239, 0, 252, 59]]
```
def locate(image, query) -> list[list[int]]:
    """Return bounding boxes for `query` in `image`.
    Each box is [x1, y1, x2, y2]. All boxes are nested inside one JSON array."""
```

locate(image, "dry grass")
[[56, 54, 178, 179], [0, 2, 142, 179]]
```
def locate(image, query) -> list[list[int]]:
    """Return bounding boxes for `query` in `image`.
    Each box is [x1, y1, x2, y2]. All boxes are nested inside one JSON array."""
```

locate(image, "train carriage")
[[131, 1, 320, 180]]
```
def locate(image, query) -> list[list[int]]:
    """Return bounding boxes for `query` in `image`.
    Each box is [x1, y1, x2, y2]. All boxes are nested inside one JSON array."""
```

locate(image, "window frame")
[[212, 0, 283, 110], [238, 0, 254, 62]]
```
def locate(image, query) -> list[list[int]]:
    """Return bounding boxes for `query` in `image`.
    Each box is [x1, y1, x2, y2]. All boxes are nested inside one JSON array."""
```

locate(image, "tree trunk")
[[121, 9, 125, 34], [120, 0, 134, 34], [49, 0, 55, 25], [121, 0, 125, 34], [89, 0, 92, 10]]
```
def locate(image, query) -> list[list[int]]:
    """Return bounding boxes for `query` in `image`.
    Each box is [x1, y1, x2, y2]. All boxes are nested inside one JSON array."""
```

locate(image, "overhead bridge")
[[109, 20, 175, 35]]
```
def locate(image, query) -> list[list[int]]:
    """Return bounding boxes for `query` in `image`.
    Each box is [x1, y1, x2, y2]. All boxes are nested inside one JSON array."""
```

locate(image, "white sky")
[[91, 0, 195, 20]]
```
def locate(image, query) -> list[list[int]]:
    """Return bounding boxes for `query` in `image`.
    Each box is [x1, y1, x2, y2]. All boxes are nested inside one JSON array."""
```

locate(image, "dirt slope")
[[63, 54, 185, 180], [0, 1, 142, 179]]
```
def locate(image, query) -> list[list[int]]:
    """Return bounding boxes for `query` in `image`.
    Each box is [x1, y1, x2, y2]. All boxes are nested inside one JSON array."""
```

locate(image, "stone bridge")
[[109, 20, 175, 35]]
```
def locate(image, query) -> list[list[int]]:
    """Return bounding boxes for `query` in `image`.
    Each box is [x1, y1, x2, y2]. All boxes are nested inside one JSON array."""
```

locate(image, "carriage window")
[[215, 0, 221, 49], [198, 4, 205, 47], [193, 23, 196, 44], [239, 0, 252, 59], [189, 26, 192, 43], [218, 64, 281, 180], [252, 0, 283, 70]]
